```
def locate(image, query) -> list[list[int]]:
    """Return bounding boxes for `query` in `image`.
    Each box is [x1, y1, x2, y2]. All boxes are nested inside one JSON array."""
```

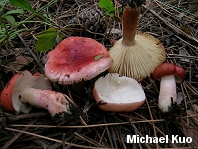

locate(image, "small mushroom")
[[44, 37, 113, 85], [93, 73, 146, 112], [152, 63, 186, 112], [108, 4, 166, 81], [0, 70, 70, 116]]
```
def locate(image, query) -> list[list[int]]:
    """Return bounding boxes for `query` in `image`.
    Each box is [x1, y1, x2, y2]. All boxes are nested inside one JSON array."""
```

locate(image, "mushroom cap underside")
[[93, 73, 146, 112], [108, 32, 166, 81]]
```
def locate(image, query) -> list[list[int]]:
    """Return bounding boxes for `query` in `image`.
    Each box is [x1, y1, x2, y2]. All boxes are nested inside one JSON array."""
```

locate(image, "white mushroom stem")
[[158, 75, 177, 112], [19, 88, 70, 116]]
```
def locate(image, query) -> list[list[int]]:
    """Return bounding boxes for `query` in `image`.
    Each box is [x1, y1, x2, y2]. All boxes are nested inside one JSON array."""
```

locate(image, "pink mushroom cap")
[[45, 37, 113, 85]]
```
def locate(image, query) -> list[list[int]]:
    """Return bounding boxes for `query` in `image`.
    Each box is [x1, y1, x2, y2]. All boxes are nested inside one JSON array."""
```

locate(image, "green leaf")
[[9, 28, 28, 39], [113, 15, 121, 22], [2, 15, 16, 26], [57, 32, 65, 41], [99, 0, 115, 13], [35, 28, 57, 52], [94, 54, 107, 61], [4, 9, 24, 15], [0, 37, 6, 43], [9, 0, 36, 13], [0, 0, 9, 6]]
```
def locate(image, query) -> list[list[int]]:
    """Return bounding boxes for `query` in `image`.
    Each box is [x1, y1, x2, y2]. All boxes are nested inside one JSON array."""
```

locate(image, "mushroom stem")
[[158, 75, 177, 112], [19, 88, 70, 116], [122, 6, 140, 46]]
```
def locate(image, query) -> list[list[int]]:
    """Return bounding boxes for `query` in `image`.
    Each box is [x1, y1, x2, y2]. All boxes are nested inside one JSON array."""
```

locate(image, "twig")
[[145, 99, 158, 149], [62, 133, 66, 149], [129, 120, 152, 149], [110, 126, 118, 149], [142, 5, 198, 44], [134, 112, 177, 148], [17, 34, 44, 72], [0, 112, 48, 122], [103, 116, 114, 148], [99, 128, 106, 144], [74, 132, 106, 148], [1, 119, 37, 149], [167, 54, 198, 60], [63, 93, 87, 126], [11, 120, 165, 128], [4, 127, 110, 149]]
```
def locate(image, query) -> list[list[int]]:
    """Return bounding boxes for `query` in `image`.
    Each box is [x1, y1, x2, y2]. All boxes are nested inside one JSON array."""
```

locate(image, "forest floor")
[[0, 0, 198, 148]]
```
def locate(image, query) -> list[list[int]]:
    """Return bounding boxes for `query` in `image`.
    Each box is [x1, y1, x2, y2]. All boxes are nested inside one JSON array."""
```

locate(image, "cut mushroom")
[[0, 70, 70, 116], [93, 73, 146, 112], [44, 37, 113, 85], [152, 63, 186, 112], [108, 4, 166, 81]]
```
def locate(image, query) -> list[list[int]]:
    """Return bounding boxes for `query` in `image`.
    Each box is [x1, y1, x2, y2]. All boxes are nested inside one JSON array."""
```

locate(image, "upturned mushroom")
[[108, 3, 166, 81], [93, 73, 146, 112], [152, 63, 186, 112], [0, 70, 70, 117], [44, 37, 113, 85]]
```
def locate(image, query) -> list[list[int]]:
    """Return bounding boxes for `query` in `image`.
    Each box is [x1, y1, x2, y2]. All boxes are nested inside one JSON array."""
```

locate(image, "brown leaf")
[[180, 25, 191, 35], [4, 55, 33, 74]]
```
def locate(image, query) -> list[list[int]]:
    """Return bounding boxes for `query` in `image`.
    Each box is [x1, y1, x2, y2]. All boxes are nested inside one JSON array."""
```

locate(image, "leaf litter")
[[0, 0, 198, 148]]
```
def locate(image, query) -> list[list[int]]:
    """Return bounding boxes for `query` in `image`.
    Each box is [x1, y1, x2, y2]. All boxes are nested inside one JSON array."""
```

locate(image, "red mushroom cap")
[[152, 63, 186, 82], [152, 63, 176, 80], [0, 70, 52, 113], [45, 37, 113, 85], [175, 65, 186, 83], [0, 73, 20, 112]]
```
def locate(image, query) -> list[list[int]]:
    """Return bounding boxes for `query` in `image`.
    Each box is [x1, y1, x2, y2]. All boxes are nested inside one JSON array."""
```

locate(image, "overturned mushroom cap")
[[108, 31, 166, 81], [45, 37, 113, 85], [93, 73, 146, 112], [0, 70, 52, 113]]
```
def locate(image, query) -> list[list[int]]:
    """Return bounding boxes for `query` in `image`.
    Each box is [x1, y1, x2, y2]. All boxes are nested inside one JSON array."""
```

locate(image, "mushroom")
[[152, 63, 186, 112], [44, 37, 113, 85], [93, 73, 146, 112], [108, 3, 166, 81], [0, 70, 70, 117]]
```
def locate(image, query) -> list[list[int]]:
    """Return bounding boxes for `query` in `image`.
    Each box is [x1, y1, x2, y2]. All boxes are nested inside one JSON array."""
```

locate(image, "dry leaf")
[[176, 92, 184, 105], [180, 25, 191, 35], [179, 49, 190, 63], [193, 104, 198, 112], [4, 55, 33, 74]]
